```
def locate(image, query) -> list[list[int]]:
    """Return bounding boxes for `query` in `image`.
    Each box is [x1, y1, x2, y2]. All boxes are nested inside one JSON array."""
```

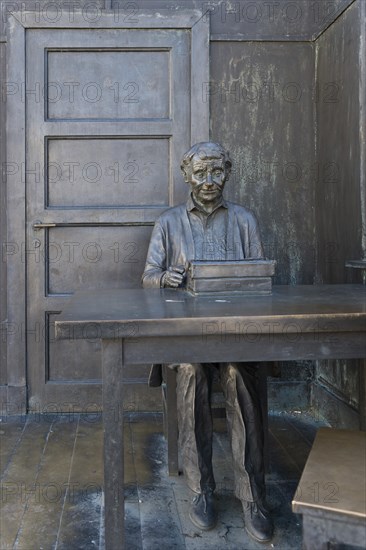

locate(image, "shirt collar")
[[186, 193, 227, 214]]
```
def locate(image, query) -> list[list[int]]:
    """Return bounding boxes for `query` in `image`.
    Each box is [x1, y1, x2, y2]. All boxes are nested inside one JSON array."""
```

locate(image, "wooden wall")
[[315, 0, 364, 284], [0, 0, 363, 416], [312, 0, 366, 428], [211, 41, 316, 285], [0, 39, 6, 386]]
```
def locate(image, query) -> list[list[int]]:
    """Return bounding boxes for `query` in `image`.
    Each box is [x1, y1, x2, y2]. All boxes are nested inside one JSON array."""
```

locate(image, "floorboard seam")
[[0, 418, 28, 481], [54, 414, 80, 550], [268, 427, 303, 476], [12, 417, 56, 549], [98, 488, 105, 550], [171, 484, 187, 549], [127, 420, 143, 550], [284, 414, 323, 446]]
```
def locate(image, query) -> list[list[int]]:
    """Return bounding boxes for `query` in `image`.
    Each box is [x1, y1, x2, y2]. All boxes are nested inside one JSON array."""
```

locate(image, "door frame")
[[6, 9, 209, 412]]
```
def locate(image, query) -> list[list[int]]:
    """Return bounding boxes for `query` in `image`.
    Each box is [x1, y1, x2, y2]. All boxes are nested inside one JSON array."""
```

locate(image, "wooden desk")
[[55, 284, 366, 550]]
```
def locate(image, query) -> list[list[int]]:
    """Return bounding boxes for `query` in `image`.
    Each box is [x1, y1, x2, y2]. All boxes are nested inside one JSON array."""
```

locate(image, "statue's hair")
[[180, 142, 232, 178]]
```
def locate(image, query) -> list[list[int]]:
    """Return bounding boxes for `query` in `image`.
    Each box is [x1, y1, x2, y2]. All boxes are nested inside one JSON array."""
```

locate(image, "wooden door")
[[6, 11, 209, 411]]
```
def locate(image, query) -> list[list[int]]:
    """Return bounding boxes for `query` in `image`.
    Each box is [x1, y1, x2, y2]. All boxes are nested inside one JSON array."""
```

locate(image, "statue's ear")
[[181, 163, 190, 183]]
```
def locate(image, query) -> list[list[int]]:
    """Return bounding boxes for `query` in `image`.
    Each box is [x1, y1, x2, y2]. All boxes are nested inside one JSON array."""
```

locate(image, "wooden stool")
[[292, 428, 366, 550], [162, 364, 270, 476]]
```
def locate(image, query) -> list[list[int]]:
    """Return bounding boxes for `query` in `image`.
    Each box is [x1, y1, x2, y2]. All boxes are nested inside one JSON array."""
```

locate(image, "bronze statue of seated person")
[[142, 142, 273, 543]]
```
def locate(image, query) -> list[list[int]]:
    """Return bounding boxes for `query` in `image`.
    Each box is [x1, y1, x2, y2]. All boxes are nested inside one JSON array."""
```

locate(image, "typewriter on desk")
[[186, 260, 276, 296]]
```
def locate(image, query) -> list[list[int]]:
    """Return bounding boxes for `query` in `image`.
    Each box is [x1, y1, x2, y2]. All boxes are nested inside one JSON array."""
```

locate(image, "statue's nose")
[[205, 172, 213, 185]]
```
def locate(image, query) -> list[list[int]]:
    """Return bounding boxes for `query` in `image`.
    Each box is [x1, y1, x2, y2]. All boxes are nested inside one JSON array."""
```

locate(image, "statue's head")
[[180, 142, 232, 208]]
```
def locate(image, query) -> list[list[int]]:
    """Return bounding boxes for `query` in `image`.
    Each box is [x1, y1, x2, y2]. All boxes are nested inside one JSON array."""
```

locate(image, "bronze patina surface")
[[56, 285, 366, 338], [186, 259, 276, 295], [292, 428, 366, 549], [293, 428, 366, 518], [55, 282, 366, 549], [141, 141, 360, 541]]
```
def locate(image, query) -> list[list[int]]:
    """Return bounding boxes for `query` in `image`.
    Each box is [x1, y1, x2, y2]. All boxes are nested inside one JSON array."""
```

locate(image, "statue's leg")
[[220, 362, 273, 542], [219, 362, 265, 504], [176, 363, 215, 494]]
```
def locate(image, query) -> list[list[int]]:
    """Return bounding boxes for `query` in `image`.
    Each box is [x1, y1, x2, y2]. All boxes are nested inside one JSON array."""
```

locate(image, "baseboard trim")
[[0, 385, 27, 415]]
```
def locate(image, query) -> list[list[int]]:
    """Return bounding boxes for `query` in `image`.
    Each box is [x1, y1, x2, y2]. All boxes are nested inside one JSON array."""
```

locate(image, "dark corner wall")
[[0, 33, 6, 389], [312, 0, 366, 428]]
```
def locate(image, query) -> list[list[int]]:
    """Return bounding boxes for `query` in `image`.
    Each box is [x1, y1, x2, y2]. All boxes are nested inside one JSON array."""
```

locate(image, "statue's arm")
[[141, 221, 167, 288]]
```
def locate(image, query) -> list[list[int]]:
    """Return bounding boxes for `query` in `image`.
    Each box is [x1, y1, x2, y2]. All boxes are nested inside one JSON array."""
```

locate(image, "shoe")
[[189, 490, 217, 530], [242, 501, 274, 543]]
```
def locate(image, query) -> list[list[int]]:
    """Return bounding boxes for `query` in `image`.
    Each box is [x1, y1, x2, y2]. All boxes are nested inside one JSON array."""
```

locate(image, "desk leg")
[[102, 339, 124, 550]]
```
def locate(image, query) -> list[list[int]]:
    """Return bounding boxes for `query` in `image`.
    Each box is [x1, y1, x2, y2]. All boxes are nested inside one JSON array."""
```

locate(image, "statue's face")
[[189, 155, 226, 205]]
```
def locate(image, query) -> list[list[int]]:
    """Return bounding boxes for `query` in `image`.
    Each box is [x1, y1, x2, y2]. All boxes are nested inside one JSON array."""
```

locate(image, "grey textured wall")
[[312, 0, 365, 427], [113, 0, 354, 41], [315, 0, 363, 284], [0, 41, 6, 385], [210, 41, 316, 285]]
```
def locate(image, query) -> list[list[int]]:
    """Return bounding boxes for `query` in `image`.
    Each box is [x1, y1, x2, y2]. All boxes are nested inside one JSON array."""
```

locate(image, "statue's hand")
[[162, 265, 186, 288]]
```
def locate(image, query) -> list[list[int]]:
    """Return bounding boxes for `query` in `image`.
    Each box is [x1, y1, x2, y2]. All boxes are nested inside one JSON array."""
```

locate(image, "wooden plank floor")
[[1, 412, 326, 550]]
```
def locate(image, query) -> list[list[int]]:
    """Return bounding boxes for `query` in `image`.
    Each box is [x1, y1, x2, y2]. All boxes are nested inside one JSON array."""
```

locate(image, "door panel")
[[45, 225, 151, 295], [46, 138, 170, 208], [24, 19, 209, 410], [46, 49, 171, 120]]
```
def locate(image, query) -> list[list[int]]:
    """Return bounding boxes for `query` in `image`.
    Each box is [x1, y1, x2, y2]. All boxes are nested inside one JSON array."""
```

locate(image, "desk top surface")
[[292, 428, 366, 518], [55, 285, 366, 338]]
